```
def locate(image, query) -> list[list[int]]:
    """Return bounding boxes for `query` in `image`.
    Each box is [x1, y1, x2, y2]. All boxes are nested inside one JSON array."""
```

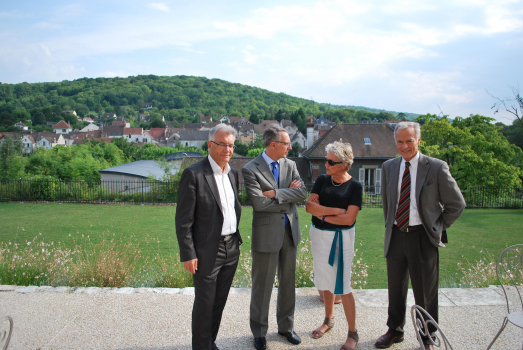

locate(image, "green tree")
[[419, 114, 523, 188], [234, 141, 249, 156], [247, 148, 264, 157], [287, 142, 302, 157], [249, 113, 260, 124], [0, 135, 26, 178]]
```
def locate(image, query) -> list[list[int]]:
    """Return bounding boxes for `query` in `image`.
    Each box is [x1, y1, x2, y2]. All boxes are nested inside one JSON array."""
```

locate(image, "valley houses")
[[2, 116, 397, 189]]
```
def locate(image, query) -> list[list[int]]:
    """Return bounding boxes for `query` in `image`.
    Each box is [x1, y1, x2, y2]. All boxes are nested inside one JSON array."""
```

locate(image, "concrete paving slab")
[[0, 285, 15, 292], [18, 285, 37, 294], [1, 291, 521, 350], [440, 287, 505, 306]]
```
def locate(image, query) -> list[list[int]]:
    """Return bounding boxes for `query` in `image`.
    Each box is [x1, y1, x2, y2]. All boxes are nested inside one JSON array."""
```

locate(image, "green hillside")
[[0, 75, 411, 132]]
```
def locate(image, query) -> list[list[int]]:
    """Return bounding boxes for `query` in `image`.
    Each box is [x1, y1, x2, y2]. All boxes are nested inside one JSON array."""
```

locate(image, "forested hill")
[[0, 75, 416, 130]]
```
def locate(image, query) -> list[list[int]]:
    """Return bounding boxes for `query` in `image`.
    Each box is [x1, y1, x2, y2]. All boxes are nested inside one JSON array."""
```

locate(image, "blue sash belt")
[[312, 222, 355, 295]]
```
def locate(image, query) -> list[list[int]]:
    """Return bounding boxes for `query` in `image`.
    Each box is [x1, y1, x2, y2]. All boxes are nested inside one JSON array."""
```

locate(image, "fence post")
[[19, 178, 22, 201], [142, 181, 144, 203], [59, 179, 62, 202]]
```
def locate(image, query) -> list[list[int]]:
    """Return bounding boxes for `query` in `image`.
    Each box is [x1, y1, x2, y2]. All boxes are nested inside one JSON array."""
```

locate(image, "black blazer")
[[175, 157, 242, 276]]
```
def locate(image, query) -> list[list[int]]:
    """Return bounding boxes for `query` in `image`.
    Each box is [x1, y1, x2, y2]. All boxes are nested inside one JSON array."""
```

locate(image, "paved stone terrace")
[[0, 285, 521, 349]]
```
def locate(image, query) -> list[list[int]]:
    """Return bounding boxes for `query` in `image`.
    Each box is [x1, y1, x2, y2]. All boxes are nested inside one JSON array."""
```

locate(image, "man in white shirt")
[[176, 124, 242, 350], [375, 122, 465, 350]]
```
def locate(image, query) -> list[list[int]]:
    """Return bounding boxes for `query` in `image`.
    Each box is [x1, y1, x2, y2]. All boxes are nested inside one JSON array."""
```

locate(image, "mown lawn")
[[0, 203, 521, 288]]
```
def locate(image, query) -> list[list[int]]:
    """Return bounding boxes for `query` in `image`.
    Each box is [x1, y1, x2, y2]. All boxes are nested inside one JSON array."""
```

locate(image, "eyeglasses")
[[325, 157, 343, 166], [212, 141, 236, 149], [274, 141, 291, 147]]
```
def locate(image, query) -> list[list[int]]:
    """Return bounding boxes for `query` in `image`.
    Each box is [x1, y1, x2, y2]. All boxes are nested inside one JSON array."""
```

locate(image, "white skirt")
[[310, 224, 356, 295]]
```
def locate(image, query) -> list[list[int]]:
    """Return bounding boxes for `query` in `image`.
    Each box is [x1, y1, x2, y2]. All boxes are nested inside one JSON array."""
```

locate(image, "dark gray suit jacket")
[[242, 153, 307, 252], [381, 153, 466, 257], [175, 157, 242, 276]]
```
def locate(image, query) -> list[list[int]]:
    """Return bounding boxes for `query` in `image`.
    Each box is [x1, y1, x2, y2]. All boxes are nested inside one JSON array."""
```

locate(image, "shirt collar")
[[402, 151, 419, 167], [262, 150, 278, 167], [208, 155, 230, 175]]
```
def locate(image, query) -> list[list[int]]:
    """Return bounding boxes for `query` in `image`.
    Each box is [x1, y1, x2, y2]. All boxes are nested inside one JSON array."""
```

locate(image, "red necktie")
[[395, 161, 411, 231]]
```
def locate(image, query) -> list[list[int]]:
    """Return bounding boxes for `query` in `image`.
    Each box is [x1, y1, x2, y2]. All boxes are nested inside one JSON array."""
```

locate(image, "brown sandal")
[[340, 330, 359, 350], [312, 317, 335, 339]]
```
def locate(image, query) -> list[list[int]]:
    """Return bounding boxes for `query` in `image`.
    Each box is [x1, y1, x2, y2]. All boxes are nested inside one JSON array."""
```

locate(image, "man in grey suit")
[[176, 124, 242, 350], [242, 124, 307, 350], [375, 122, 466, 350]]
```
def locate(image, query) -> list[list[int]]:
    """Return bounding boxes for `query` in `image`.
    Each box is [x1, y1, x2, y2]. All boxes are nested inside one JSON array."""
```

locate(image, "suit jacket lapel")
[[416, 153, 430, 205], [228, 170, 241, 219], [278, 158, 287, 188], [203, 158, 222, 210], [255, 154, 278, 189], [389, 157, 401, 208]]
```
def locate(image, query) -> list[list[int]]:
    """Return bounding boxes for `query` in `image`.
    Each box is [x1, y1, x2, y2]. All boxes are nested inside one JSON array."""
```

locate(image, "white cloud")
[[33, 22, 61, 30], [242, 49, 258, 64], [40, 44, 51, 57], [146, 3, 170, 12]]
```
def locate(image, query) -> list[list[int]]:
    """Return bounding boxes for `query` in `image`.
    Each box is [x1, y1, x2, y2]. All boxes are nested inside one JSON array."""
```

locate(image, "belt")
[[220, 234, 233, 242], [393, 224, 425, 233]]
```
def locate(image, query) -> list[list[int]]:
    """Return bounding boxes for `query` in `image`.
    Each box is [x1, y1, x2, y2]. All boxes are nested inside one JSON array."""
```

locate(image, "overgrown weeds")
[[455, 246, 523, 288]]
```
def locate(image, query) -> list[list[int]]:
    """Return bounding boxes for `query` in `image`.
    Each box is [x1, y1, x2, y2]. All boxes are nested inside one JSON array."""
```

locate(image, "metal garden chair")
[[486, 244, 523, 350], [411, 305, 454, 350], [410, 244, 523, 350]]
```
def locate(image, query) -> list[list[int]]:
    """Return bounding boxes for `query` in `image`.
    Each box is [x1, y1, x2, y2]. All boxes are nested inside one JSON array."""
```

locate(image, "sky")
[[1, 0, 522, 123]]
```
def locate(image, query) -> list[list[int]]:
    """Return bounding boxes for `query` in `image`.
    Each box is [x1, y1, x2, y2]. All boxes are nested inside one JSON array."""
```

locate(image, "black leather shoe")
[[278, 331, 301, 345], [375, 332, 404, 348], [254, 337, 266, 350], [212, 342, 219, 350]]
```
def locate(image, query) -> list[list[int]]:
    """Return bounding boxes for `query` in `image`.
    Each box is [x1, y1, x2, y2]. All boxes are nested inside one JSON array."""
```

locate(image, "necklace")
[[331, 176, 349, 187]]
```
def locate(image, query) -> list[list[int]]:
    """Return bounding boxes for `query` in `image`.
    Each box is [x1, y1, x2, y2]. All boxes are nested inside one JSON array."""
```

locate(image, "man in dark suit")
[[176, 124, 242, 350], [375, 122, 465, 350], [242, 124, 307, 350]]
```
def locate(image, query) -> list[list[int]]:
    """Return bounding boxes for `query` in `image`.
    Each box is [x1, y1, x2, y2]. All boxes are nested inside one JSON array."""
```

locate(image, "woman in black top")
[[306, 141, 362, 350]]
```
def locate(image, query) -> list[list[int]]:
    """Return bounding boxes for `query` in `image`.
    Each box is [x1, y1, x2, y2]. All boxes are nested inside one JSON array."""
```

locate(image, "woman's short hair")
[[394, 121, 421, 140], [209, 123, 237, 141], [263, 124, 286, 147], [325, 141, 354, 172]]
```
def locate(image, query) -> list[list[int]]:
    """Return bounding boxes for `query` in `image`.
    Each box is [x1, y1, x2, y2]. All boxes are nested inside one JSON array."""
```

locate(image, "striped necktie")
[[395, 161, 411, 231]]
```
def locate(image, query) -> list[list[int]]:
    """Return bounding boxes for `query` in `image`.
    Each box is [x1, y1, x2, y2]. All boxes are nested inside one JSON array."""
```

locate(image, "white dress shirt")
[[395, 152, 422, 226], [208, 155, 237, 236]]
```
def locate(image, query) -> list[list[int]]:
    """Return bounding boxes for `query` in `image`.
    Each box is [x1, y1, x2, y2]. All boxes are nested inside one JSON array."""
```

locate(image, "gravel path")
[[0, 286, 521, 349]]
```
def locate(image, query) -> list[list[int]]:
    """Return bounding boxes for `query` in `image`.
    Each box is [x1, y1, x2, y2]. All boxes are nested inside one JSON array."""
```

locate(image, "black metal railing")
[[0, 179, 521, 209]]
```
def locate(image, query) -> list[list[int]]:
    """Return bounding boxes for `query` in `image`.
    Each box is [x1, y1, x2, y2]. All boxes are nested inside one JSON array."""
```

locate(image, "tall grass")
[[455, 246, 523, 288], [0, 233, 371, 289], [0, 234, 192, 288]]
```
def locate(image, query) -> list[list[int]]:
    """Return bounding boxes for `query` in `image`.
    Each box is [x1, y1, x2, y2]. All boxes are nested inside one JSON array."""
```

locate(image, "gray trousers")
[[250, 225, 297, 337]]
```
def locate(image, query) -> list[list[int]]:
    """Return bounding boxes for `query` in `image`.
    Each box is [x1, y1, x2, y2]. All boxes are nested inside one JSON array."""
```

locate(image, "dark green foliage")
[[234, 141, 250, 156], [0, 75, 413, 129], [288, 142, 302, 157]]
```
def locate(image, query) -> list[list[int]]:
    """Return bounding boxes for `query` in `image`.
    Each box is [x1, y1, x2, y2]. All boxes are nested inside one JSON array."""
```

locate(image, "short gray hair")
[[325, 141, 354, 172], [209, 123, 237, 141], [263, 124, 286, 147], [394, 121, 421, 140]]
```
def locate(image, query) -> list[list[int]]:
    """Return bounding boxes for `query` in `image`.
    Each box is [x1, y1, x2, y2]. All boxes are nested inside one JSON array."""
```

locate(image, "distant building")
[[143, 102, 152, 110], [14, 121, 29, 131], [52, 120, 73, 134], [79, 124, 99, 132], [301, 123, 397, 194], [62, 110, 77, 116]]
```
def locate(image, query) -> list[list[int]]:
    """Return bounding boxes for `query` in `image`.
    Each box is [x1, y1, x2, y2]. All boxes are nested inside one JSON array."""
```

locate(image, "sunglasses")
[[325, 157, 343, 166]]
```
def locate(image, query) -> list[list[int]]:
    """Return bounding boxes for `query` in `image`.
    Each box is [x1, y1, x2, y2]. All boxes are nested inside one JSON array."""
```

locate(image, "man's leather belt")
[[220, 234, 233, 242], [394, 224, 425, 233]]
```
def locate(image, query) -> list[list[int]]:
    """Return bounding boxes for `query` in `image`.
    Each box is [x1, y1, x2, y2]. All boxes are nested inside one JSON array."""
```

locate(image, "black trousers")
[[386, 225, 439, 343], [192, 235, 240, 350]]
